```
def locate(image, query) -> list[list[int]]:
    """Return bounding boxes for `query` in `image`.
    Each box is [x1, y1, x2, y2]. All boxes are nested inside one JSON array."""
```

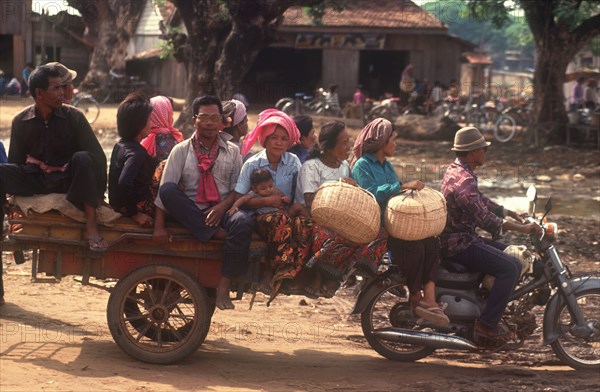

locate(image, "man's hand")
[[132, 212, 153, 228], [506, 209, 525, 223], [524, 222, 543, 237], [205, 203, 227, 227]]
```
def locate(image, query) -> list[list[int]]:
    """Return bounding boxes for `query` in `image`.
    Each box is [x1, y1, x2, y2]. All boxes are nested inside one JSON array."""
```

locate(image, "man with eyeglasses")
[[0, 65, 107, 305], [440, 126, 541, 348], [153, 95, 253, 310]]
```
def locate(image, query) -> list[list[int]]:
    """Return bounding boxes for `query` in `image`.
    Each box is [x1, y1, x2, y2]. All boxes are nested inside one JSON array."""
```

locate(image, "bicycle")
[[467, 99, 517, 143], [71, 89, 100, 124]]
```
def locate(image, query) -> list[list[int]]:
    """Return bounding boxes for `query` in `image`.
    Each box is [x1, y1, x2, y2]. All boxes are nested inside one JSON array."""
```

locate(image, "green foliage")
[[305, 0, 349, 25], [420, 0, 533, 57]]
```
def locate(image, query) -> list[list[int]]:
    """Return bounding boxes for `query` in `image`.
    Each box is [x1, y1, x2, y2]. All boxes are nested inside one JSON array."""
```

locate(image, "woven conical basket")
[[385, 187, 447, 241], [311, 181, 380, 244]]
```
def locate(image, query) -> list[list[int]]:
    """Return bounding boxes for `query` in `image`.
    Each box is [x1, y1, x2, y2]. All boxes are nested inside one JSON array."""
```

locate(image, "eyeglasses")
[[194, 113, 222, 123]]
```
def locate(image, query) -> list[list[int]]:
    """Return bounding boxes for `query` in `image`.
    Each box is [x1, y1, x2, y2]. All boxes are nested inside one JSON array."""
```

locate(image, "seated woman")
[[297, 120, 388, 298], [287, 115, 316, 164], [108, 92, 156, 227], [235, 109, 312, 302], [351, 118, 449, 326], [141, 96, 183, 162]]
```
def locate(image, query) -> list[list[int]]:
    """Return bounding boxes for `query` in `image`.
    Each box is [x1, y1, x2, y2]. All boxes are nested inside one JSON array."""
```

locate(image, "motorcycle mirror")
[[544, 197, 553, 214], [526, 185, 537, 216], [526, 185, 537, 202], [540, 197, 552, 223]]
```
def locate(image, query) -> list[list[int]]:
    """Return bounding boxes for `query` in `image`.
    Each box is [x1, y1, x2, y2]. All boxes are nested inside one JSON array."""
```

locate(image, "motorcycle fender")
[[350, 275, 403, 315], [543, 276, 600, 344]]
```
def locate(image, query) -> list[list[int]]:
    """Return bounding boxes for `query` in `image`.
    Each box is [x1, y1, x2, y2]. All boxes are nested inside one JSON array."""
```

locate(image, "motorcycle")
[[352, 185, 600, 370], [275, 90, 324, 116]]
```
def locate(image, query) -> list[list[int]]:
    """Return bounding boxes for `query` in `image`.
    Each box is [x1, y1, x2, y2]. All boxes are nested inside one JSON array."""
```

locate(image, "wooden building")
[[0, 1, 32, 80], [243, 0, 475, 102]]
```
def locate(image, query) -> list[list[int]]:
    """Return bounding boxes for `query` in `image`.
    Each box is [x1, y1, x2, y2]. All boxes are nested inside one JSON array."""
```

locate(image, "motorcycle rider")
[[440, 127, 542, 347]]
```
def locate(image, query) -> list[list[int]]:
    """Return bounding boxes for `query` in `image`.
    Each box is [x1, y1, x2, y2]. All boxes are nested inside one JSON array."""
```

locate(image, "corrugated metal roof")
[[281, 0, 446, 30]]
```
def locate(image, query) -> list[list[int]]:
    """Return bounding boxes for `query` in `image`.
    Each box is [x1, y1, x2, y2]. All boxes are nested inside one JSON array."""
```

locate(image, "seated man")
[[0, 65, 108, 305], [440, 127, 541, 347], [153, 95, 253, 310]]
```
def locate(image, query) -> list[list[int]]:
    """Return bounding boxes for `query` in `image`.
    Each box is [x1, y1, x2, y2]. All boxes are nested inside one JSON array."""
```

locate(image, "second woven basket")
[[311, 181, 381, 244], [385, 187, 447, 241]]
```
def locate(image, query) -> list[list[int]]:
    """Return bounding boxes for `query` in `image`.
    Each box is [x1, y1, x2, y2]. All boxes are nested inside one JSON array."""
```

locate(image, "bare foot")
[[216, 277, 234, 310]]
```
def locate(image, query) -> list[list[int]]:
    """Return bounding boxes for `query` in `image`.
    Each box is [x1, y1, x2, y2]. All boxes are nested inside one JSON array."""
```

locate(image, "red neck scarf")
[[192, 133, 221, 206]]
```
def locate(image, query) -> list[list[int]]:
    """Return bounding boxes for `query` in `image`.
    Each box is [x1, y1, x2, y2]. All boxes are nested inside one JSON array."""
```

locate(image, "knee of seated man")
[[158, 182, 178, 199], [71, 151, 93, 165]]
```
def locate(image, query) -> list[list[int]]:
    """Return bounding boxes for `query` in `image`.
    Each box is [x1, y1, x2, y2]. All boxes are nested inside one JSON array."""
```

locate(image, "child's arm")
[[273, 188, 291, 206], [227, 194, 253, 216]]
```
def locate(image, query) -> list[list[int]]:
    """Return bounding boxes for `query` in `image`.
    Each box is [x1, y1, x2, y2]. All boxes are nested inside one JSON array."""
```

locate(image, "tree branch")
[[572, 13, 600, 43]]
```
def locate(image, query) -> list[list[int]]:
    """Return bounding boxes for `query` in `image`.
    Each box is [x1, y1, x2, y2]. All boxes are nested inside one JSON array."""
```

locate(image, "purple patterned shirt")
[[440, 158, 503, 257]]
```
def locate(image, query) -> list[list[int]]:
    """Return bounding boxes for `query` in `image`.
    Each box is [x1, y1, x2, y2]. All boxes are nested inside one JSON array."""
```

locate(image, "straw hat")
[[451, 126, 491, 152], [46, 62, 77, 84]]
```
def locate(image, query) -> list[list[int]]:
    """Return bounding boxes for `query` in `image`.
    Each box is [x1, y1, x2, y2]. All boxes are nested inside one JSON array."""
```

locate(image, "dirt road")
[[1, 99, 599, 391], [2, 265, 600, 392]]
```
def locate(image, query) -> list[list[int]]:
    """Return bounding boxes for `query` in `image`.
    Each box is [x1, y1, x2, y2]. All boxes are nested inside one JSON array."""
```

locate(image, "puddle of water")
[[495, 196, 600, 217]]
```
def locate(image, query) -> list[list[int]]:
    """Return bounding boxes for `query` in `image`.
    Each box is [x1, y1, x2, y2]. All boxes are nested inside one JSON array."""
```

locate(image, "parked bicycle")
[[91, 69, 150, 104], [467, 99, 517, 143], [71, 88, 100, 124]]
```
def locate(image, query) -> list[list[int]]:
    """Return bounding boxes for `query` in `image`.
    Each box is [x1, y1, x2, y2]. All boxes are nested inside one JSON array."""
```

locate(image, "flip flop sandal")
[[414, 304, 450, 326], [88, 237, 109, 253]]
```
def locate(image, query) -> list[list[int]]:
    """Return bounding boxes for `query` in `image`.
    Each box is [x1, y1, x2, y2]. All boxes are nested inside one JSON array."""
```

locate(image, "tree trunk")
[[522, 0, 600, 146], [214, 21, 270, 100], [530, 37, 570, 145], [66, 0, 144, 92]]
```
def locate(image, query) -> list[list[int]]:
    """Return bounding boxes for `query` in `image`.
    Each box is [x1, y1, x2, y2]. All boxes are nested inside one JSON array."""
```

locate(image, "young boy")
[[228, 168, 307, 218]]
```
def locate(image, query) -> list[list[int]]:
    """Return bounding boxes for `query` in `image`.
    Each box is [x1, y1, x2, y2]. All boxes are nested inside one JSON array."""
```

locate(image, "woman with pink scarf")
[[235, 109, 312, 303], [141, 96, 184, 161]]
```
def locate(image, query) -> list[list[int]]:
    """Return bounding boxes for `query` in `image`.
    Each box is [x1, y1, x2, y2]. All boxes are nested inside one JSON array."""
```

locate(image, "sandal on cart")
[[304, 285, 321, 299], [88, 237, 109, 253], [414, 303, 449, 326], [320, 281, 340, 298]]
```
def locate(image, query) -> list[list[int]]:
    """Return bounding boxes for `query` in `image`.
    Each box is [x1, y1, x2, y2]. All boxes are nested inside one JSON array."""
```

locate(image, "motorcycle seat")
[[437, 260, 482, 290]]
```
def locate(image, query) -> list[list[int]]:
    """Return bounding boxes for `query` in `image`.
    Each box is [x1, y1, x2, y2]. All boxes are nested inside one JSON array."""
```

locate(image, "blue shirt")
[[351, 153, 402, 210], [235, 150, 301, 199], [288, 143, 310, 164]]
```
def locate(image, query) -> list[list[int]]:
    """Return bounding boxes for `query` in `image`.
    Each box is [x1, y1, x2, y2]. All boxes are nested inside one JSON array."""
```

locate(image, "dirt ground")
[[1, 98, 599, 391]]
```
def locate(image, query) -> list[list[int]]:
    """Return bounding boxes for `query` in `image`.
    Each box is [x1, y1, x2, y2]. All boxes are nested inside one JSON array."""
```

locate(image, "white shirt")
[[295, 158, 350, 206], [155, 132, 242, 211]]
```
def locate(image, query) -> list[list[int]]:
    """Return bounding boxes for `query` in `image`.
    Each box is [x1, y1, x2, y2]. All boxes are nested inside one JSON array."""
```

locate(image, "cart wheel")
[[107, 265, 211, 364]]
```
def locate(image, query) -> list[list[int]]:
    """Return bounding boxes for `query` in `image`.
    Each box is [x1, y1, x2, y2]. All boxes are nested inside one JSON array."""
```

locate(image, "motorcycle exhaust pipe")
[[372, 328, 478, 351]]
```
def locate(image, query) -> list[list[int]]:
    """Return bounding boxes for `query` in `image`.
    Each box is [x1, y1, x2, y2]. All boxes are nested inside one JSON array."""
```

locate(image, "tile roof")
[[281, 0, 446, 30]]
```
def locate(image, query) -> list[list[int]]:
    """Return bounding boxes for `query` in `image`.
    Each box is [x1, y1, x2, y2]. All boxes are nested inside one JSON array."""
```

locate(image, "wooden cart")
[[5, 211, 267, 364]]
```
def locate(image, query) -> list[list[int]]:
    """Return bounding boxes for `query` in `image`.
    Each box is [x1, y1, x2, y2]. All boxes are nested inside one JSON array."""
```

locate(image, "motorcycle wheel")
[[281, 101, 296, 116], [361, 282, 436, 361], [550, 288, 600, 371]]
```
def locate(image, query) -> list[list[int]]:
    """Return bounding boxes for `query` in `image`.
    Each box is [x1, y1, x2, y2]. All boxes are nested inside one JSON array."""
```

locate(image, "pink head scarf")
[[141, 96, 184, 158], [241, 109, 300, 155], [351, 118, 393, 168]]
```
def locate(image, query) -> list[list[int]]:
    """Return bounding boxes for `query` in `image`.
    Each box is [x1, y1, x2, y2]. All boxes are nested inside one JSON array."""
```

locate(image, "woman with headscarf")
[[222, 99, 249, 143], [296, 120, 388, 298], [235, 109, 312, 303], [141, 96, 184, 161], [351, 118, 449, 326]]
